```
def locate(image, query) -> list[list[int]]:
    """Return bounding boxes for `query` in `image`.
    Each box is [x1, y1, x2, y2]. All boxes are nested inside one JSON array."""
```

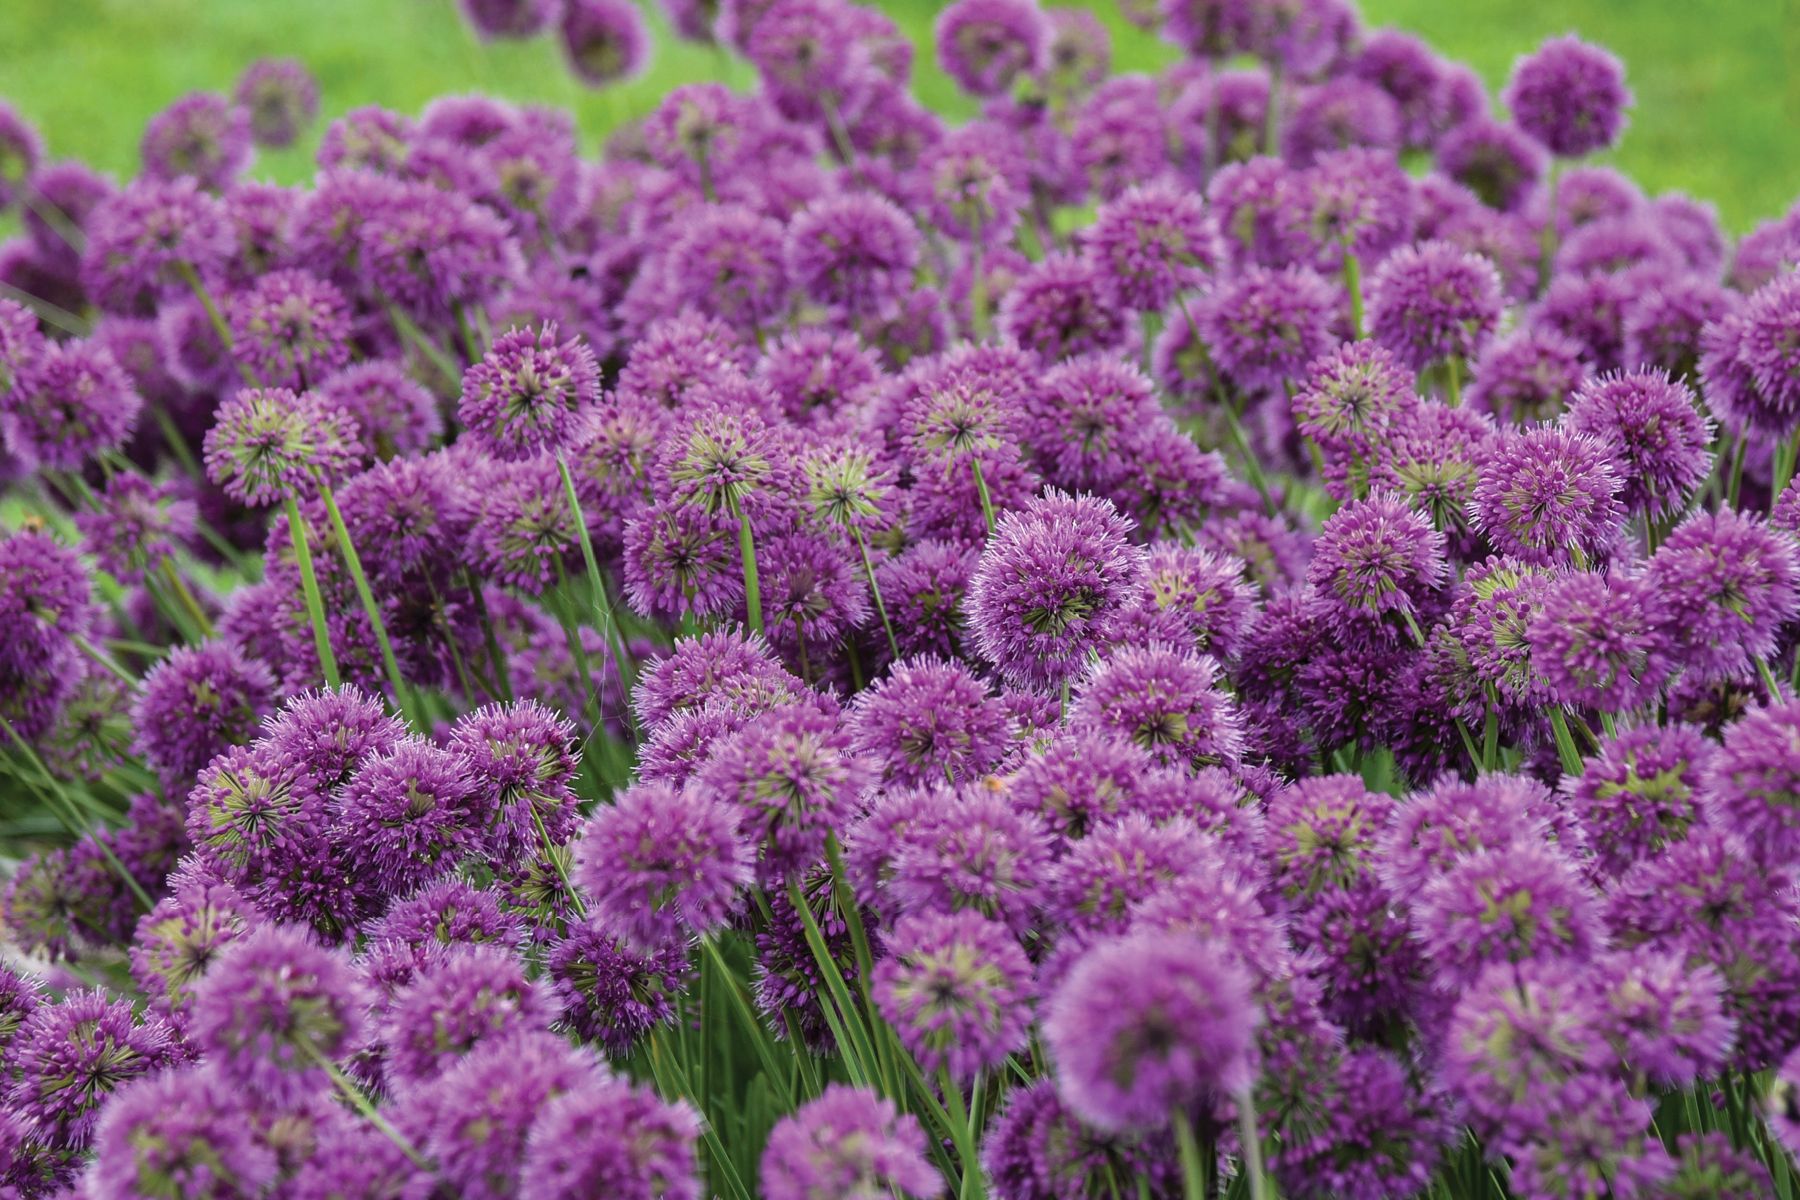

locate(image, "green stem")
[[736, 506, 764, 635], [1174, 1110, 1212, 1200], [556, 451, 635, 733], [1341, 244, 1364, 340], [1238, 1093, 1269, 1200], [1776, 428, 1800, 500], [177, 260, 257, 388], [1727, 433, 1750, 510], [161, 559, 214, 637], [971, 457, 998, 536], [304, 1043, 431, 1169], [940, 1068, 986, 1200], [73, 636, 139, 690], [1262, 62, 1282, 156], [284, 494, 341, 688], [1547, 708, 1584, 778], [318, 482, 413, 720], [1444, 356, 1464, 408], [853, 527, 900, 661], [384, 301, 464, 389], [700, 936, 798, 1102], [531, 804, 584, 916]]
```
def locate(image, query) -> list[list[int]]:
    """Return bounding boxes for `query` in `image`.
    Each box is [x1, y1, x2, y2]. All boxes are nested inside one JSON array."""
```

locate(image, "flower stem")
[[160, 559, 214, 637], [1444, 355, 1464, 408], [318, 482, 414, 721], [971, 457, 998, 536], [853, 527, 900, 661], [303, 1042, 430, 1169], [1341, 244, 1364, 339], [1173, 1110, 1212, 1200], [556, 451, 635, 734], [176, 260, 257, 389], [1547, 708, 1584, 778], [284, 494, 341, 688], [1238, 1093, 1270, 1200], [736, 506, 764, 635]]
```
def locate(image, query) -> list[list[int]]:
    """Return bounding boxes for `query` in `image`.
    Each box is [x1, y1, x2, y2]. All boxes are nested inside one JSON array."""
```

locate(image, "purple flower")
[[1701, 696, 1800, 865], [459, 322, 601, 461], [235, 58, 320, 149], [227, 268, 351, 390], [1072, 643, 1245, 770], [315, 360, 443, 461], [874, 909, 1033, 1081], [129, 879, 258, 1023], [882, 783, 1053, 933], [141, 91, 253, 191], [1564, 369, 1711, 520], [1, 337, 141, 470], [574, 780, 752, 950], [1414, 840, 1602, 989], [384, 943, 549, 1084], [1133, 543, 1259, 660], [913, 121, 1029, 245], [1504, 34, 1632, 158], [1470, 424, 1622, 568], [336, 737, 484, 899], [1772, 1049, 1800, 1159], [89, 1065, 278, 1199], [8, 988, 176, 1149], [1293, 146, 1416, 269], [1623, 273, 1735, 383], [0, 100, 43, 214], [545, 920, 688, 1057], [1666, 1132, 1777, 1200], [1569, 722, 1710, 880], [1366, 239, 1501, 371], [982, 1078, 1178, 1200], [1045, 928, 1257, 1133], [559, 0, 652, 87], [191, 923, 364, 1108], [969, 490, 1145, 689], [1466, 330, 1591, 432], [996, 252, 1129, 361], [133, 640, 275, 784], [521, 1077, 703, 1200], [1085, 183, 1219, 312], [786, 192, 921, 321], [74, 472, 197, 586], [357, 180, 523, 324], [1045, 813, 1215, 939], [761, 1084, 943, 1200], [204, 386, 363, 506], [1648, 510, 1799, 683], [661, 204, 791, 334], [1436, 118, 1545, 211], [459, 0, 560, 39], [1528, 570, 1670, 712], [0, 295, 45, 401], [1271, 1047, 1452, 1200], [935, 0, 1048, 97], [1593, 946, 1733, 1087], [1196, 264, 1342, 393], [849, 656, 1013, 787], [631, 628, 801, 729], [1283, 78, 1400, 168], [1307, 493, 1448, 636], [876, 539, 979, 661], [263, 684, 405, 793], [1531, 269, 1633, 374]]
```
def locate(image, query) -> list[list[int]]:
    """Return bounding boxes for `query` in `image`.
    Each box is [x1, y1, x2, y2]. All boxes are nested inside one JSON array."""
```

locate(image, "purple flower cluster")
[[3, 8, 1800, 1200]]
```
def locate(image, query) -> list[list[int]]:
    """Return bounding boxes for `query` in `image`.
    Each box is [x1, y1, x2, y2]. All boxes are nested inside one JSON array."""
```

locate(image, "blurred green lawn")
[[0, 0, 1795, 230]]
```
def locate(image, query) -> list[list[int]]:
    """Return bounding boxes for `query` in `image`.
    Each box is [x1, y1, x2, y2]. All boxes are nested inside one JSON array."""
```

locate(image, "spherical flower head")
[[88, 1065, 278, 1200], [935, 0, 1048, 98], [1436, 118, 1546, 212], [315, 360, 443, 461], [1292, 146, 1416, 271], [1721, 271, 1800, 426], [914, 121, 1028, 245], [785, 192, 921, 320], [73, 472, 196, 586], [574, 780, 752, 951], [521, 1077, 703, 1200], [204, 386, 363, 506], [874, 910, 1033, 1082], [1701, 696, 1800, 865], [631, 628, 801, 729], [141, 91, 253, 190], [1292, 340, 1418, 499], [883, 783, 1054, 934], [0, 530, 95, 685], [1045, 813, 1216, 939], [1665, 1131, 1777, 1200], [8, 987, 177, 1150], [1134, 543, 1259, 661], [1592, 946, 1733, 1088], [661, 204, 790, 335], [1470, 424, 1622, 567], [1527, 570, 1670, 711], [408, 1030, 602, 1200], [357, 181, 524, 326], [338, 736, 485, 899], [1367, 238, 1502, 373], [2, 337, 142, 470], [227, 268, 352, 390], [1198, 264, 1342, 393], [1262, 774, 1393, 900], [1648, 509, 1799, 683], [1045, 928, 1257, 1133], [1282, 77, 1401, 168], [132, 640, 275, 784], [995, 252, 1129, 362], [190, 923, 363, 1107], [459, 0, 559, 38], [1568, 722, 1709, 880], [129, 878, 258, 1023], [1271, 1046, 1454, 1200], [1623, 274, 1735, 384], [1072, 644, 1245, 771], [559, 0, 652, 87], [1415, 840, 1601, 990], [384, 943, 549, 1085], [761, 1084, 943, 1200], [969, 489, 1146, 689], [849, 656, 1012, 787], [0, 100, 43, 213], [458, 321, 601, 462], [234, 57, 319, 149], [1563, 368, 1709, 520], [698, 699, 866, 885], [0, 295, 45, 402], [263, 684, 406, 793], [1504, 34, 1632, 157], [1085, 182, 1219, 313], [1307, 492, 1447, 635], [756, 526, 872, 660]]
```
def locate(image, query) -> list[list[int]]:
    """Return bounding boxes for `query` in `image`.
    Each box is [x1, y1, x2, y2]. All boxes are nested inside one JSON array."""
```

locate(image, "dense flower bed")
[[2, 0, 1800, 1197]]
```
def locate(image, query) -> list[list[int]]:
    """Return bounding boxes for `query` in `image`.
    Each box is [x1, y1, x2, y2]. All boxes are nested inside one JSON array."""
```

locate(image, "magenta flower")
[[1504, 34, 1632, 158]]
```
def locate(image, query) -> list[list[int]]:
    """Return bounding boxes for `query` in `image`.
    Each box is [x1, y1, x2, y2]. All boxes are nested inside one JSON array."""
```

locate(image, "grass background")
[[0, 0, 1795, 231]]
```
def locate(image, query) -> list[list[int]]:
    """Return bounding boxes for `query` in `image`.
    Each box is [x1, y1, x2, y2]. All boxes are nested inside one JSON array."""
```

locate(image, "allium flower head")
[[1045, 813, 1215, 938], [1366, 238, 1502, 372], [1072, 643, 1245, 770], [0, 295, 45, 400], [1197, 264, 1342, 393], [1470, 424, 1622, 567], [130, 879, 258, 1022], [575, 780, 752, 950], [384, 943, 549, 1085], [882, 783, 1054, 933], [315, 360, 443, 461], [1594, 946, 1733, 1087], [969, 489, 1145, 688], [632, 628, 801, 729], [521, 1077, 703, 1200], [1263, 774, 1393, 899], [559, 0, 652, 87], [460, 0, 560, 39], [263, 684, 406, 792], [140, 91, 253, 191], [1623, 273, 1735, 383], [8, 987, 176, 1150], [996, 252, 1129, 362], [1528, 570, 1670, 712], [460, 322, 601, 461], [761, 1084, 943, 1200], [1085, 183, 1219, 313], [1442, 958, 1611, 1133], [545, 921, 687, 1056], [1568, 722, 1709, 880], [1436, 118, 1546, 212], [1, 337, 142, 470], [1648, 509, 1799, 683], [1045, 928, 1258, 1133], [785, 192, 921, 319], [203, 386, 363, 506], [1307, 493, 1447, 635], [228, 268, 352, 390], [1504, 34, 1632, 158], [874, 910, 1033, 1081], [235, 58, 320, 149], [663, 204, 791, 334], [133, 640, 275, 783], [849, 656, 1012, 787], [89, 1066, 278, 1200], [1271, 1046, 1453, 1200], [190, 923, 364, 1107], [1414, 840, 1602, 989], [1283, 77, 1401, 168], [1563, 369, 1709, 519], [74, 472, 197, 586], [936, 0, 1048, 97], [337, 736, 484, 898], [1701, 696, 1800, 864], [914, 121, 1029, 245]]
